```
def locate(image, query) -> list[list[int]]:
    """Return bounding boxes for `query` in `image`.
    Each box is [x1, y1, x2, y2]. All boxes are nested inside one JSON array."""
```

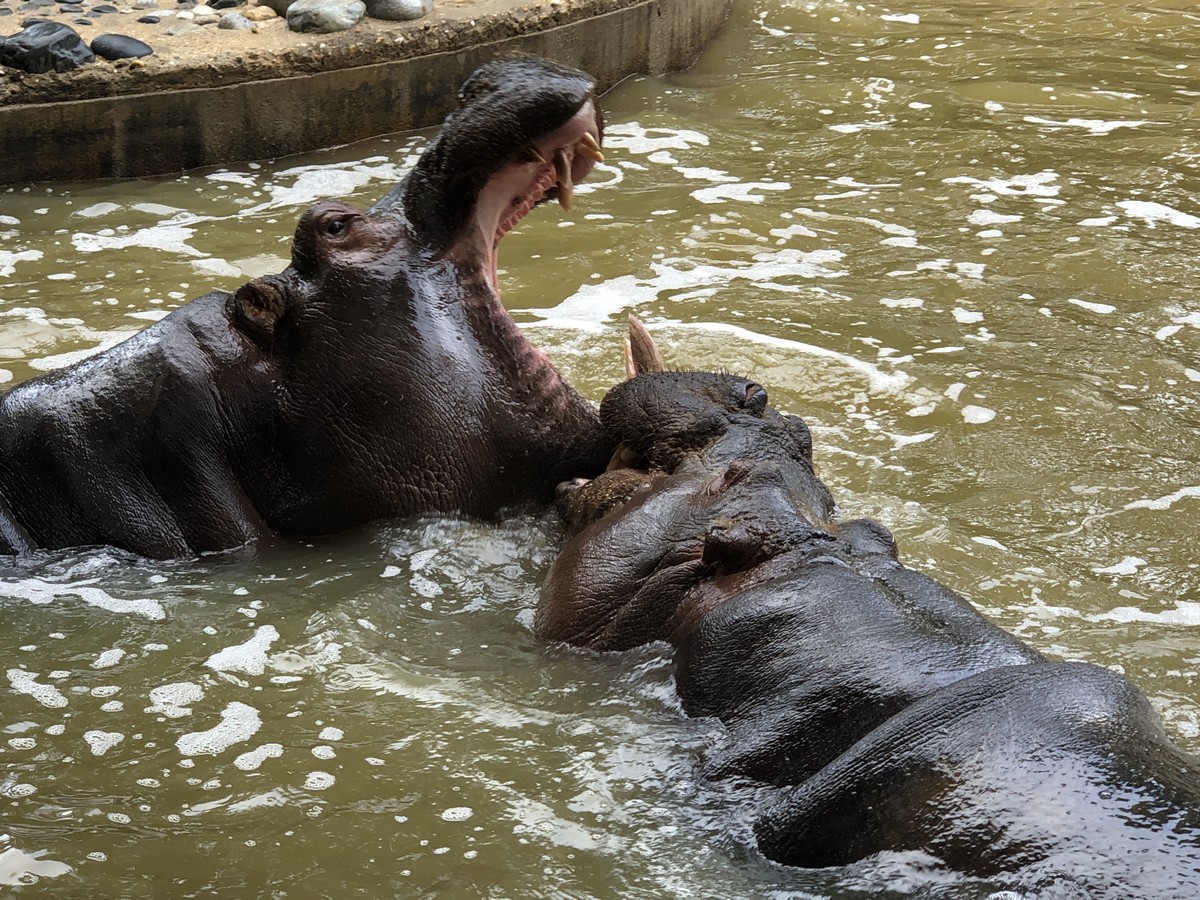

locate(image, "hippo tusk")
[[625, 314, 666, 378], [553, 147, 573, 211], [576, 134, 605, 162], [605, 442, 643, 472]]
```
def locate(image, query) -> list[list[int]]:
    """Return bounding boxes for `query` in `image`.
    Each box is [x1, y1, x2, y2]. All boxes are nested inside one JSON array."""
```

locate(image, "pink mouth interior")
[[471, 100, 602, 297]]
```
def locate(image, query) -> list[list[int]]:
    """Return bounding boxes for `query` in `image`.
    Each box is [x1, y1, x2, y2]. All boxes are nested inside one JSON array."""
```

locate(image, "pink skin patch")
[[471, 100, 602, 296]]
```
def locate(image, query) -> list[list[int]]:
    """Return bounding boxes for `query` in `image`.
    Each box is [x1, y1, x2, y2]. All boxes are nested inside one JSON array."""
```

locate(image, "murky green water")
[[2, 0, 1199, 896]]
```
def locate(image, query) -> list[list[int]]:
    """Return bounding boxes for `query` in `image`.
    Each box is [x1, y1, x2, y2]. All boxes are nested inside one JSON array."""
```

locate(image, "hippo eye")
[[741, 382, 768, 415], [326, 217, 350, 236]]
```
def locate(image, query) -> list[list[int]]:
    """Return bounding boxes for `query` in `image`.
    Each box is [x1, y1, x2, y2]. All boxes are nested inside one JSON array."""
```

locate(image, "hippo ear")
[[232, 277, 288, 344], [625, 314, 665, 378]]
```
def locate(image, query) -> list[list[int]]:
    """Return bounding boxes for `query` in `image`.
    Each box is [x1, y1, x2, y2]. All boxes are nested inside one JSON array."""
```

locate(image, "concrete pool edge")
[[0, 0, 732, 185]]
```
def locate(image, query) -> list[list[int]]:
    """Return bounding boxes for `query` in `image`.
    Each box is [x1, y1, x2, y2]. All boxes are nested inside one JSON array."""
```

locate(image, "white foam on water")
[[944, 171, 1060, 198], [967, 209, 1021, 227], [1117, 200, 1200, 229], [75, 202, 123, 218], [6, 670, 68, 709], [962, 405, 996, 424], [1067, 298, 1116, 314], [524, 250, 846, 327], [1086, 601, 1200, 627], [0, 578, 165, 621], [953, 308, 984, 324], [303, 771, 335, 791], [176, 702, 262, 756], [0, 249, 43, 277], [881, 296, 923, 309], [72, 225, 205, 257], [1023, 116, 1151, 135], [881, 12, 919, 23], [602, 122, 710, 155], [83, 730, 124, 756], [1093, 556, 1146, 576], [691, 181, 791, 204], [1124, 486, 1200, 512], [232, 743, 283, 772], [318, 726, 343, 741], [91, 649, 125, 669], [311, 746, 336, 760], [146, 681, 204, 718], [204, 625, 280, 676]]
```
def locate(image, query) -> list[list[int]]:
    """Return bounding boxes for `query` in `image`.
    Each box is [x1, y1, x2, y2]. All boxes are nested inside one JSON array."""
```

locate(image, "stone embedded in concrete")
[[216, 10, 250, 27], [240, 3, 274, 18], [285, 0, 362, 34], [91, 32, 153, 59], [0, 19, 94, 72], [364, 0, 430, 21]]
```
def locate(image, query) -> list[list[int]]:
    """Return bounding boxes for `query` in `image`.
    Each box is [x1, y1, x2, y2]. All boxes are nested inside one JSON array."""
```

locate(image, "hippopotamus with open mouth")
[[536, 319, 1200, 898], [0, 57, 612, 559]]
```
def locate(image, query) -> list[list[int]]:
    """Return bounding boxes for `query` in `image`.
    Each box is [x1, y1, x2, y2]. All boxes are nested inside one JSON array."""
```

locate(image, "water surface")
[[2, 0, 1199, 896]]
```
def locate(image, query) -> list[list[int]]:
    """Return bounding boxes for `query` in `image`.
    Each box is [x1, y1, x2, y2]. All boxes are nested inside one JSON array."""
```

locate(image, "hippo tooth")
[[526, 146, 548, 165], [553, 147, 573, 211], [605, 442, 641, 472], [578, 133, 605, 162]]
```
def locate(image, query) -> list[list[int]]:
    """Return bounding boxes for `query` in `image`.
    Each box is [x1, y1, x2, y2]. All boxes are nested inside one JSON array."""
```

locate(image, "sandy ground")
[[0, 0, 630, 104]]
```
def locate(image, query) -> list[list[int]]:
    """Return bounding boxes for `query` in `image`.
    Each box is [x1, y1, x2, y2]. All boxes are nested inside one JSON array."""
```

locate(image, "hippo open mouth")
[[371, 56, 605, 299], [478, 101, 603, 294]]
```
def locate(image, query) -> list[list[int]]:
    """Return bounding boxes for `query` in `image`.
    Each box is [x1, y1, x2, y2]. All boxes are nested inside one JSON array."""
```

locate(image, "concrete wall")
[[0, 0, 731, 184]]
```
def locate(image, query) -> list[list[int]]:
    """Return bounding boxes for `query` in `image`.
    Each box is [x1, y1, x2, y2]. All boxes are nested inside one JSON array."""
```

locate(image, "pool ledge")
[[0, 0, 731, 184]]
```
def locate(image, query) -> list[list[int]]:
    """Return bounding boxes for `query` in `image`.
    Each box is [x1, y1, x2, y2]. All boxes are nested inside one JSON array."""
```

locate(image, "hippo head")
[[195, 59, 613, 534], [375, 55, 604, 298], [536, 320, 840, 650], [556, 318, 836, 537]]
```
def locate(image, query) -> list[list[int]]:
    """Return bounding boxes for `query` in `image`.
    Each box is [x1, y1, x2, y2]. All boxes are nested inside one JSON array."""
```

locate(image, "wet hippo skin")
[[538, 355, 1200, 898], [0, 57, 612, 559]]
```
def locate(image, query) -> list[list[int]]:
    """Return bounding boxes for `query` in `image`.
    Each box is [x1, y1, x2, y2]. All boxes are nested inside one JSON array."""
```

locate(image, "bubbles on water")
[[93, 649, 126, 670], [318, 726, 343, 742], [440, 807, 473, 822], [176, 702, 262, 757], [146, 682, 204, 718], [84, 730, 125, 756], [7, 670, 68, 709], [311, 746, 336, 760], [233, 743, 284, 772], [204, 624, 280, 676], [303, 771, 335, 791], [7, 737, 36, 751]]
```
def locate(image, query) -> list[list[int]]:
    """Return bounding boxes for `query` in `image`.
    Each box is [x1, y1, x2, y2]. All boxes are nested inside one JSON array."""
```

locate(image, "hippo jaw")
[[473, 99, 602, 295], [374, 57, 605, 299]]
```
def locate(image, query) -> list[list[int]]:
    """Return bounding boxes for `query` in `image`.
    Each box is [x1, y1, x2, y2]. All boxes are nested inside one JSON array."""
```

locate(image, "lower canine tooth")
[[553, 148, 574, 211]]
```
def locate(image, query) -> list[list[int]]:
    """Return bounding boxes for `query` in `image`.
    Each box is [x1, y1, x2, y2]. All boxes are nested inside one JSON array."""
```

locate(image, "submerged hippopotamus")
[[0, 57, 612, 559], [536, 321, 1200, 897]]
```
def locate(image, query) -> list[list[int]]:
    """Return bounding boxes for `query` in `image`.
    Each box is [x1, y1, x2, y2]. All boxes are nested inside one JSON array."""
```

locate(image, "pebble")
[[174, 8, 191, 16], [0, 6, 12, 14], [91, 32, 152, 59], [192, 10, 217, 22], [256, 0, 288, 14], [364, 0, 430, 20], [135, 13, 158, 20], [285, 0, 361, 32], [17, 0, 55, 8], [240, 4, 274, 19], [165, 19, 195, 33], [210, 0, 240, 7], [216, 10, 250, 27], [0, 19, 94, 72]]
